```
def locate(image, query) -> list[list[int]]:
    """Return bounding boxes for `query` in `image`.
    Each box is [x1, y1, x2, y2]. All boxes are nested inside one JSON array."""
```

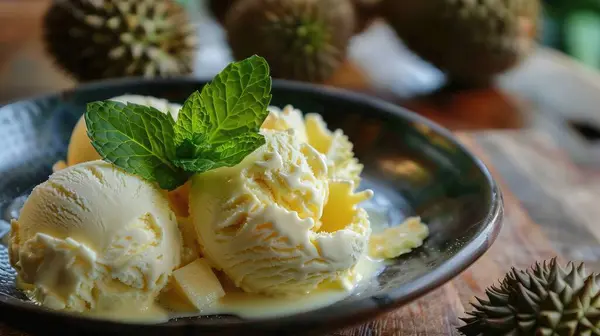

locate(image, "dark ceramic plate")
[[0, 78, 502, 336]]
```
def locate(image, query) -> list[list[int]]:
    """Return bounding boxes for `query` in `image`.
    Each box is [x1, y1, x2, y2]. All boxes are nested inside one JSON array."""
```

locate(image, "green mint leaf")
[[173, 55, 272, 147], [175, 138, 200, 159], [171, 158, 221, 173], [212, 132, 266, 166], [173, 90, 203, 147], [172, 133, 265, 173], [85, 101, 190, 191]]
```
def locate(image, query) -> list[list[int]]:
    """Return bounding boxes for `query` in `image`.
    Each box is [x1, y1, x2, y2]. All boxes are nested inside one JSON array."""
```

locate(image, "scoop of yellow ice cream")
[[61, 95, 190, 217], [262, 106, 363, 185], [190, 130, 372, 296], [9, 161, 182, 313]]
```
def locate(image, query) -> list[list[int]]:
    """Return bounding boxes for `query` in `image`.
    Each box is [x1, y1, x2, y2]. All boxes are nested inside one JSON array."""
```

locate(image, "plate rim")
[[0, 77, 503, 331]]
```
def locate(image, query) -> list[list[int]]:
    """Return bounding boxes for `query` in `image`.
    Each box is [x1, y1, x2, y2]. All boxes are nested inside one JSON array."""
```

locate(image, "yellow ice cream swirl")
[[263, 105, 364, 186], [191, 130, 372, 296]]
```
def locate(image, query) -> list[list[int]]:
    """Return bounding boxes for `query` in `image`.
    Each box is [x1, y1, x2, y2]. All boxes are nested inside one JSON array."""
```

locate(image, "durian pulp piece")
[[369, 217, 429, 259], [172, 258, 225, 310]]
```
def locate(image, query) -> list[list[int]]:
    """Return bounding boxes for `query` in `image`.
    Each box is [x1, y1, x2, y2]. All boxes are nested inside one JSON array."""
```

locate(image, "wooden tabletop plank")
[[335, 284, 464, 336], [475, 131, 600, 269]]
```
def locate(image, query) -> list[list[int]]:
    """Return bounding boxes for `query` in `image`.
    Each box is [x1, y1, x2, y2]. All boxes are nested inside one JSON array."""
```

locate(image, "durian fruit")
[[43, 0, 196, 82], [381, 0, 540, 85], [459, 258, 600, 336], [225, 0, 356, 83], [207, 0, 237, 23]]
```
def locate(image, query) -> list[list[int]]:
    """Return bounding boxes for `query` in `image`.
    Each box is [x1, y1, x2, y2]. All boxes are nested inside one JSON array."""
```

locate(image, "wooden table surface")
[[4, 1, 600, 335], [336, 130, 590, 335]]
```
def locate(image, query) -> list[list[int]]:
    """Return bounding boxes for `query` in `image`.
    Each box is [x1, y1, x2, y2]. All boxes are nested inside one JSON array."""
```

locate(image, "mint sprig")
[[85, 55, 272, 190], [85, 101, 190, 190]]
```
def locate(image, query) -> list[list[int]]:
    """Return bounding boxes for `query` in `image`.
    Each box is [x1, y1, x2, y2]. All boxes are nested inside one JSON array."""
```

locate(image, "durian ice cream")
[[190, 129, 372, 296], [263, 105, 363, 185], [9, 161, 181, 313], [6, 50, 432, 323]]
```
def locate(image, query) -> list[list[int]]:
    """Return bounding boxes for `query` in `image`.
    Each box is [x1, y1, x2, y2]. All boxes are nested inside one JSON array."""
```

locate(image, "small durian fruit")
[[207, 0, 237, 23], [460, 258, 600, 335], [225, 0, 356, 83], [43, 0, 196, 82], [381, 0, 540, 85]]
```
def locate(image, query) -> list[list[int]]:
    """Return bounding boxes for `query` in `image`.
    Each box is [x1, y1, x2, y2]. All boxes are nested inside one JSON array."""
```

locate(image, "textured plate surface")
[[0, 78, 502, 336]]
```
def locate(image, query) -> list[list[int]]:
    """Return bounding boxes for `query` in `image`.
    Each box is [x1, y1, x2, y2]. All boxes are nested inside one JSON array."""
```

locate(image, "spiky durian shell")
[[43, 0, 196, 82], [381, 0, 540, 85], [460, 258, 600, 336], [225, 0, 356, 83], [210, 0, 373, 33]]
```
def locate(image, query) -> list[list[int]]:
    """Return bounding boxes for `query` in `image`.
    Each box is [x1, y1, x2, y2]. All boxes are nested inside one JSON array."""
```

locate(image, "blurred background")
[[1, 0, 600, 146], [542, 0, 600, 68]]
